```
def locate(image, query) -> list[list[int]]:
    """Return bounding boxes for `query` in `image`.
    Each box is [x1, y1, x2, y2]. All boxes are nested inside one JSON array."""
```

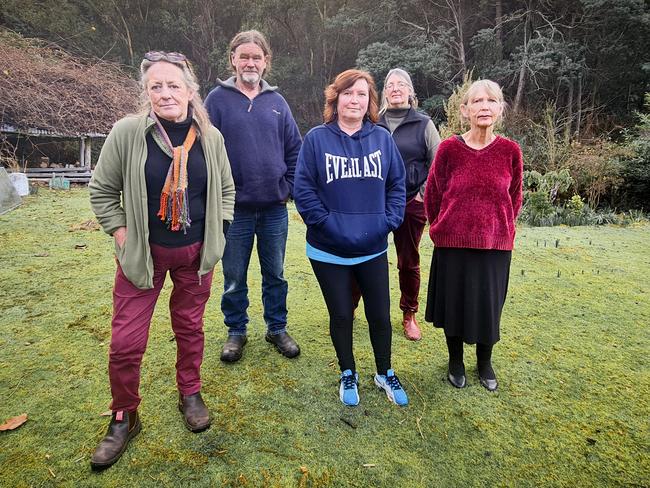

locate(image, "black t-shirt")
[[145, 116, 207, 247]]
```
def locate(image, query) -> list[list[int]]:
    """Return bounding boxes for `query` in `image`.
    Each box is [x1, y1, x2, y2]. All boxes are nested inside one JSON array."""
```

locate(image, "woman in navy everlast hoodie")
[[294, 69, 408, 407]]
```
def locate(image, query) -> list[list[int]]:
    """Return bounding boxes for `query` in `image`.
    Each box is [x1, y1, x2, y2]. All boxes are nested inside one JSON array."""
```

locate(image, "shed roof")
[[0, 124, 106, 139], [0, 30, 139, 138]]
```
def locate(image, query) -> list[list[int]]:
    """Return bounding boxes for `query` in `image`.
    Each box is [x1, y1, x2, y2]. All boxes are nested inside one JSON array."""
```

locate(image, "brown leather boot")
[[265, 331, 300, 358], [403, 311, 422, 341], [179, 392, 211, 432], [220, 335, 247, 362], [90, 410, 141, 470]]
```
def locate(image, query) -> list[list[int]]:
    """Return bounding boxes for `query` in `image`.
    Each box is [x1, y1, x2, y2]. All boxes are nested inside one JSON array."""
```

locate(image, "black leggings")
[[310, 253, 392, 374]]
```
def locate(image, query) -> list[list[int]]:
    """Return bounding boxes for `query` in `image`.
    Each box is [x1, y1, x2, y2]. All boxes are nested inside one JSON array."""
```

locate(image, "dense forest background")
[[1, 0, 649, 215]]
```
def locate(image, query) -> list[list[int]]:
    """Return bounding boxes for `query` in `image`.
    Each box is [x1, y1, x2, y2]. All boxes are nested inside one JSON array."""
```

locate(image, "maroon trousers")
[[352, 197, 427, 313], [393, 197, 427, 312], [108, 241, 213, 412]]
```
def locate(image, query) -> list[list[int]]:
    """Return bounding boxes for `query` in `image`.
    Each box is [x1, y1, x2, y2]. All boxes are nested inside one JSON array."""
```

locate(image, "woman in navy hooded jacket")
[[294, 69, 408, 407]]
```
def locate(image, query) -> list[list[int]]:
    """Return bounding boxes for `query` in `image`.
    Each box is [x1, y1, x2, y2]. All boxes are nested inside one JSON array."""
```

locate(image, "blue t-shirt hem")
[[306, 242, 387, 265]]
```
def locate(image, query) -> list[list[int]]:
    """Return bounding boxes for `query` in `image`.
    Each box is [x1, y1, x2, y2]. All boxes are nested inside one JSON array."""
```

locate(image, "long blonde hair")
[[139, 56, 211, 135]]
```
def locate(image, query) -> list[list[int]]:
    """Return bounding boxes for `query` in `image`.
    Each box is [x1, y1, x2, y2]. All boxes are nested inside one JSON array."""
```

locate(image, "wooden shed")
[[0, 29, 139, 182]]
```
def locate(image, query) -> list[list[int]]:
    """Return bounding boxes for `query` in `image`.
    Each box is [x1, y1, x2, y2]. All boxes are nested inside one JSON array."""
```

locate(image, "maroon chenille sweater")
[[424, 135, 523, 250]]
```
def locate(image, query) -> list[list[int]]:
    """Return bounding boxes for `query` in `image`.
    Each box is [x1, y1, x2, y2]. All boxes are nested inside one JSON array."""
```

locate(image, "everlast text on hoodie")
[[294, 121, 406, 258]]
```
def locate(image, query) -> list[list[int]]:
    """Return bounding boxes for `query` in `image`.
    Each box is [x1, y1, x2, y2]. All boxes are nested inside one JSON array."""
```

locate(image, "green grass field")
[[1, 188, 648, 487]]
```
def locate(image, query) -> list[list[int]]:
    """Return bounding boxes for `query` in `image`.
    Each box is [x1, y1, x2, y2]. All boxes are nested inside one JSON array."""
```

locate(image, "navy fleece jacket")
[[294, 121, 406, 258], [204, 77, 302, 208]]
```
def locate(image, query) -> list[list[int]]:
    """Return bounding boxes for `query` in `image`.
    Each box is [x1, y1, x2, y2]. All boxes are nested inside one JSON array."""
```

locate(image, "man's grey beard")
[[241, 72, 260, 85]]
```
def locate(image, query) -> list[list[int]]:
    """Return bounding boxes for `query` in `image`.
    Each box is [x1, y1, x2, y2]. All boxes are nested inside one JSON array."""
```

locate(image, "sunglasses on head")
[[143, 51, 196, 77], [144, 51, 187, 63]]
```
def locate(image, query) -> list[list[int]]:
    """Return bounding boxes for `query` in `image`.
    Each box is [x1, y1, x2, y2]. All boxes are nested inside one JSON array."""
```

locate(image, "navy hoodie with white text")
[[294, 121, 406, 258]]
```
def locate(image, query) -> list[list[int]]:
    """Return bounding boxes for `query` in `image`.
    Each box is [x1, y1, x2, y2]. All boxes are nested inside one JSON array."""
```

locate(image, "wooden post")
[[79, 137, 86, 167], [84, 138, 92, 170]]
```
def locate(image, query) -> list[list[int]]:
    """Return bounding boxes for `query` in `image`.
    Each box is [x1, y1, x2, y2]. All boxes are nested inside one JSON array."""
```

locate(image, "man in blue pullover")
[[205, 30, 302, 362]]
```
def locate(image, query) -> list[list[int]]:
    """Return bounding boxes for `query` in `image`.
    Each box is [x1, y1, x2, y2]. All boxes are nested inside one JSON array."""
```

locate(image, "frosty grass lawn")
[[0, 188, 648, 487]]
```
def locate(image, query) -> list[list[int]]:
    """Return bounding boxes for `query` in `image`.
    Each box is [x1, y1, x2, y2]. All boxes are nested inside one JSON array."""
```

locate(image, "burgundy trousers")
[[351, 197, 427, 313], [393, 197, 427, 312], [108, 241, 213, 412]]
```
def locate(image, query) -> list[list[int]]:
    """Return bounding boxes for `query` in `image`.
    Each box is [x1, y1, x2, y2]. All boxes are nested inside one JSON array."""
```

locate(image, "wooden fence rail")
[[8, 167, 93, 184]]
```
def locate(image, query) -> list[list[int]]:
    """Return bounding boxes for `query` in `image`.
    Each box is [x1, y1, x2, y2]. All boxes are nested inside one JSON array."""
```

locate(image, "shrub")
[[563, 195, 586, 226], [563, 140, 625, 208], [520, 191, 556, 226], [519, 202, 647, 227], [524, 169, 573, 200], [518, 169, 646, 226], [624, 208, 648, 223], [439, 71, 474, 139], [504, 104, 571, 172], [615, 94, 650, 209]]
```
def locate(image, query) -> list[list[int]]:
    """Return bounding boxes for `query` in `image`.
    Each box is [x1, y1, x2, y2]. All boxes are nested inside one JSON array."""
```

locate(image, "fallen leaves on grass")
[[298, 466, 309, 487], [69, 219, 100, 231], [0, 413, 28, 431]]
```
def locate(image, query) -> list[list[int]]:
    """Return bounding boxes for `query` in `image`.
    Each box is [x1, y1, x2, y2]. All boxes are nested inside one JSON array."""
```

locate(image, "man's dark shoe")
[[90, 410, 141, 471], [178, 392, 211, 432], [265, 331, 300, 358], [220, 335, 247, 362]]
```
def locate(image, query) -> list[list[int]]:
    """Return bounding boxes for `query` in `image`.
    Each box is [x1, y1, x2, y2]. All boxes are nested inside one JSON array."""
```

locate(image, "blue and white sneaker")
[[374, 369, 408, 406], [339, 369, 359, 406]]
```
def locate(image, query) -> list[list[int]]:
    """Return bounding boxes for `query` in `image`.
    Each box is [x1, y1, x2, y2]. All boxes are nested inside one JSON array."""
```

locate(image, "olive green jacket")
[[89, 114, 235, 289]]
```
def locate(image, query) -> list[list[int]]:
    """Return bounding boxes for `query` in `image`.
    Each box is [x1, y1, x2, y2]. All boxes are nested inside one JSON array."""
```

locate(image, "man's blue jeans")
[[221, 204, 288, 336]]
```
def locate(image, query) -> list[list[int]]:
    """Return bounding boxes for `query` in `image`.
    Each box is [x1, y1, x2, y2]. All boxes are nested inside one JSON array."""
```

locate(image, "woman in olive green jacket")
[[89, 51, 234, 470]]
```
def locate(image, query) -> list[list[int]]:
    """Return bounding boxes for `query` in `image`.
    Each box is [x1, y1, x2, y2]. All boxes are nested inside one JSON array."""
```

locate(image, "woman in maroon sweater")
[[423, 80, 523, 391]]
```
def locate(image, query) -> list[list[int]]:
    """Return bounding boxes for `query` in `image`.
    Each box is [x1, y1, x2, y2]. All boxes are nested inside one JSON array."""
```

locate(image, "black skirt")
[[425, 247, 511, 345]]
